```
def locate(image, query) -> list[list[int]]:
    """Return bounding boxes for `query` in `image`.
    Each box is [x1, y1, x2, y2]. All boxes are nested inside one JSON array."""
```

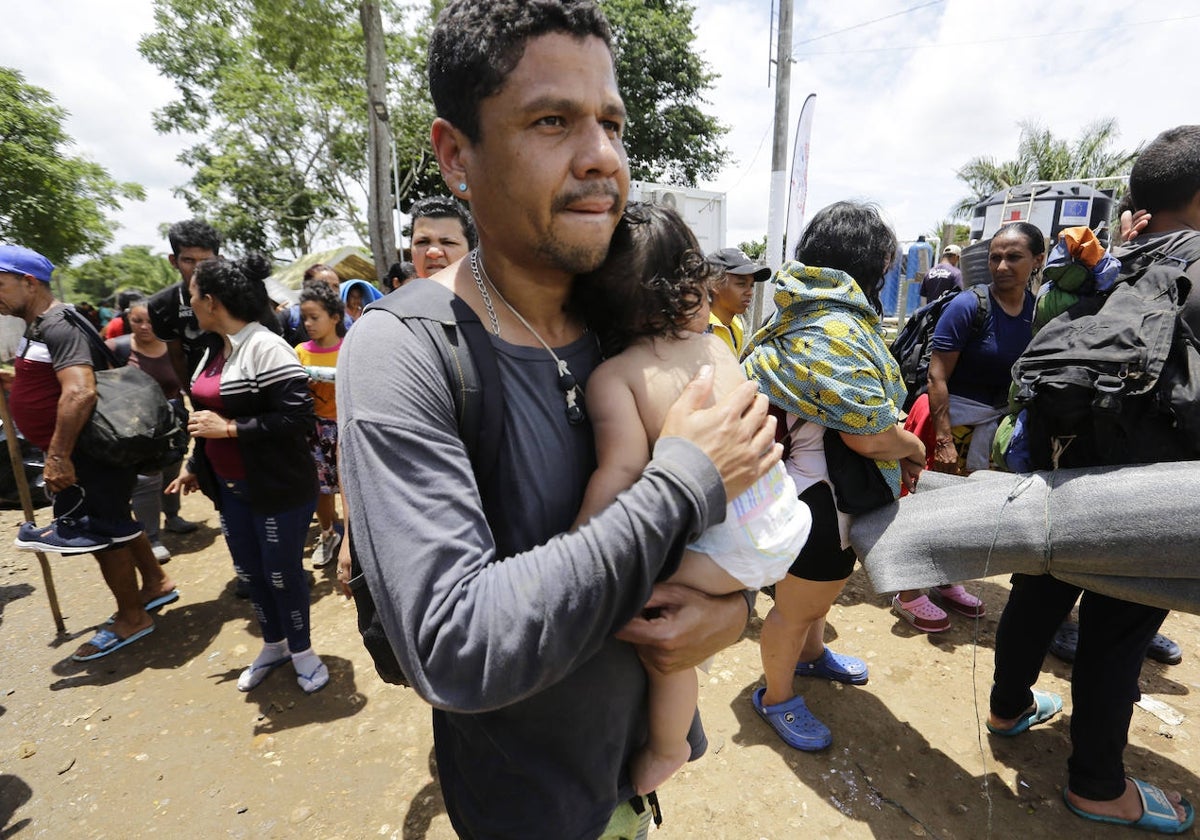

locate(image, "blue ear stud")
[[458, 182, 468, 192]]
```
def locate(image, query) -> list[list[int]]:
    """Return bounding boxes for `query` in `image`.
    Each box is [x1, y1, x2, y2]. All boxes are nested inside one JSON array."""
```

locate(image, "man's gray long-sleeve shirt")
[[338, 303, 726, 839]]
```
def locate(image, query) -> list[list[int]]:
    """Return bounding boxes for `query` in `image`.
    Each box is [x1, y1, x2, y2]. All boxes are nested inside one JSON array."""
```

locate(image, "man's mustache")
[[552, 185, 622, 213]]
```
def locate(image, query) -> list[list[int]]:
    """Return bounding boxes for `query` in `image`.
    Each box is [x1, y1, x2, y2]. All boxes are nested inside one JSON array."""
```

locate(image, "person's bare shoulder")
[[698, 333, 749, 397]]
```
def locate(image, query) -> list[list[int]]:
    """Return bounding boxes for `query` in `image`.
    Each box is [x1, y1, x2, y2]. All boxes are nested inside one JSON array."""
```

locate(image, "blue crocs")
[[752, 687, 832, 752], [794, 647, 869, 685]]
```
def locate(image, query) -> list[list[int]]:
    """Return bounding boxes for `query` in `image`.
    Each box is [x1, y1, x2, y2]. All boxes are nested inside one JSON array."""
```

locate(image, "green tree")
[[951, 118, 1139, 219], [0, 68, 144, 265], [140, 0, 384, 256], [738, 236, 767, 260], [140, 0, 729, 255], [57, 245, 177, 304], [602, 0, 729, 186]]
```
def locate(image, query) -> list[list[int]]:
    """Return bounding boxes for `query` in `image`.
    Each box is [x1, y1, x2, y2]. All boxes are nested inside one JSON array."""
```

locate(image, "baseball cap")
[[942, 244, 962, 257], [0, 245, 55, 283], [707, 248, 771, 282]]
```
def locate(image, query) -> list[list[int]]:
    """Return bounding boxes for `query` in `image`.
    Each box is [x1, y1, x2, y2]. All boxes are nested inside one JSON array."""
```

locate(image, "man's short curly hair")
[[167, 219, 221, 257], [429, 0, 612, 143]]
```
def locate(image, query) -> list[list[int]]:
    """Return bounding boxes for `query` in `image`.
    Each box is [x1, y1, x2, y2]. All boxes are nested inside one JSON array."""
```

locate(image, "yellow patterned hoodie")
[[743, 261, 908, 494]]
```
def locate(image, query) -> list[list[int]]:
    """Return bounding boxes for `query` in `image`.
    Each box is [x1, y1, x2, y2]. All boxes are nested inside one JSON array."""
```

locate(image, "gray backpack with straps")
[[346, 279, 506, 686]]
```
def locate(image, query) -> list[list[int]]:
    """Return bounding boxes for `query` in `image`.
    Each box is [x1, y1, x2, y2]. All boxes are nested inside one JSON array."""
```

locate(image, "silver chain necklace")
[[469, 249, 586, 426]]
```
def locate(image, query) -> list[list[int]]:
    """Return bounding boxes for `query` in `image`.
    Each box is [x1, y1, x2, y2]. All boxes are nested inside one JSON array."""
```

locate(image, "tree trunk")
[[361, 0, 396, 281]]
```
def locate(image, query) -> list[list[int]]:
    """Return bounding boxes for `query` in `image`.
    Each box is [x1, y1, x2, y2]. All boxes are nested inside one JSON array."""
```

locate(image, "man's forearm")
[[47, 386, 96, 458]]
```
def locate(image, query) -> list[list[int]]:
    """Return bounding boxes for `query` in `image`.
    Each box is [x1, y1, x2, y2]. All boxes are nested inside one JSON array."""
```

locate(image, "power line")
[[793, 13, 1200, 57], [792, 0, 944, 50]]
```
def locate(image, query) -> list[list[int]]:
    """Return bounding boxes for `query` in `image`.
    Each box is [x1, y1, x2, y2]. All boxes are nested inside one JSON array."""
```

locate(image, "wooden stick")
[[0, 382, 65, 634]]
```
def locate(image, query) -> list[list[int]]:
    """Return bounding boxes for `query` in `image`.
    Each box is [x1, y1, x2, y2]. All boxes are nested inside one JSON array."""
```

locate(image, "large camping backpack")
[[890, 284, 989, 412], [346, 279, 506, 686], [1011, 232, 1200, 470]]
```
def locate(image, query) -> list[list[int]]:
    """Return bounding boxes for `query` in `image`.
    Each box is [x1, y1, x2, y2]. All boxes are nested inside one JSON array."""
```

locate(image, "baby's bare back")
[[607, 332, 749, 444]]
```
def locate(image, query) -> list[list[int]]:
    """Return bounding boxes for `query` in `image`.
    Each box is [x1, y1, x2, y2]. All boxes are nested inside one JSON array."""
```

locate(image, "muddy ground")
[[1, 490, 1197, 839]]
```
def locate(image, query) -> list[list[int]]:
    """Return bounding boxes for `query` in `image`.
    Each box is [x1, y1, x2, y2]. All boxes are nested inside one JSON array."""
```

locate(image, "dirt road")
[[2, 492, 1197, 838]]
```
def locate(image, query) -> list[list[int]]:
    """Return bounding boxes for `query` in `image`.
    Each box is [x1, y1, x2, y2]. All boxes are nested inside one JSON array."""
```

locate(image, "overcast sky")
[[7, 1, 1200, 264]]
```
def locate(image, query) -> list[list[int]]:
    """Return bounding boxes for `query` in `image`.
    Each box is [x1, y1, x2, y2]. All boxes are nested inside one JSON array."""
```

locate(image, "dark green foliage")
[[57, 245, 177, 304], [601, 0, 728, 186], [0, 68, 144, 265]]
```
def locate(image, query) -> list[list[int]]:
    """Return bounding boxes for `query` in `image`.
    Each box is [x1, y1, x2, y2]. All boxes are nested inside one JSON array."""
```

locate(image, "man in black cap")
[[706, 247, 771, 358]]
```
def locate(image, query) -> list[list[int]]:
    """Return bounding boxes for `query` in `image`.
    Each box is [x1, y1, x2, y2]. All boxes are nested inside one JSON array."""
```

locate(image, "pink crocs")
[[892, 593, 951, 633], [933, 584, 986, 618]]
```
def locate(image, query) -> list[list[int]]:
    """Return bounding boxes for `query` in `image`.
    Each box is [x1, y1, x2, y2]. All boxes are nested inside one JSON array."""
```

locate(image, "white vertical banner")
[[784, 93, 816, 265]]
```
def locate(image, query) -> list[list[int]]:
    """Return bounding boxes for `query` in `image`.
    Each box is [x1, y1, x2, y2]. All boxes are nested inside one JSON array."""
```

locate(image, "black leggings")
[[991, 573, 1167, 801]]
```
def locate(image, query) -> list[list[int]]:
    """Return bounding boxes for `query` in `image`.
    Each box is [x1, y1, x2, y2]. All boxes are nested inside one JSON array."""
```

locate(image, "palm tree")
[[950, 118, 1141, 219]]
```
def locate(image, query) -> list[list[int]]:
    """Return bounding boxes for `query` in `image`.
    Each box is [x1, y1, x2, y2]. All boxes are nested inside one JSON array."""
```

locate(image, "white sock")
[[237, 639, 291, 692], [292, 647, 328, 693], [253, 639, 290, 668]]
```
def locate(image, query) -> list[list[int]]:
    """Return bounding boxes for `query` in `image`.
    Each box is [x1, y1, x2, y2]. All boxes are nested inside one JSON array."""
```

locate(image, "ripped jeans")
[[217, 479, 316, 652]]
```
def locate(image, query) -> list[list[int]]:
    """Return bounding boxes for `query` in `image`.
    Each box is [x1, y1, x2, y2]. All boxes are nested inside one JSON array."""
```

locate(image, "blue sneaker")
[[15, 518, 112, 555], [86, 518, 143, 545]]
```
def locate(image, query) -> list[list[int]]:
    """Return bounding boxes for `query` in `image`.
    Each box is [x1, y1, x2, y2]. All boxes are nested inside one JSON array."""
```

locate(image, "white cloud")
[[697, 0, 1200, 248], [8, 1, 192, 258], [7, 0, 1200, 263]]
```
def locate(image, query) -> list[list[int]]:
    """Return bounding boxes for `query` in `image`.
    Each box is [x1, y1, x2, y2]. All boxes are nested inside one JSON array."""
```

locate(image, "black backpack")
[[60, 308, 189, 473], [346, 279, 506, 686], [1012, 232, 1200, 470], [890, 284, 990, 412]]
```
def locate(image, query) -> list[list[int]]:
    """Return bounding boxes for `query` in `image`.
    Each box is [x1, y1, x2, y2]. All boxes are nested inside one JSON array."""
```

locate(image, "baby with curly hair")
[[573, 203, 811, 794]]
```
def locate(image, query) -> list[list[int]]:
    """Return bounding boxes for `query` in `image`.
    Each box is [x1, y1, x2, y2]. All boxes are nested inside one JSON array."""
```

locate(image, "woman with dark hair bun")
[[743, 201, 925, 753], [168, 255, 329, 694]]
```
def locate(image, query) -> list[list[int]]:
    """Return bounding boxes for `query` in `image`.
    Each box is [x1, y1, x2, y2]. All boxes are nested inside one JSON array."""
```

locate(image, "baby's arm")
[[573, 362, 652, 528]]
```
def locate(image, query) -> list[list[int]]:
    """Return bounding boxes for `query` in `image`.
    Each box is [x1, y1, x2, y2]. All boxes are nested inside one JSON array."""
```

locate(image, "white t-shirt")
[[782, 412, 852, 548]]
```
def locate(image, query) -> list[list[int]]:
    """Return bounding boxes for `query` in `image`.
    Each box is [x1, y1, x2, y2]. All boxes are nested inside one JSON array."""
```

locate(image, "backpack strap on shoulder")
[[968, 283, 990, 339], [363, 279, 504, 487], [61, 306, 122, 370]]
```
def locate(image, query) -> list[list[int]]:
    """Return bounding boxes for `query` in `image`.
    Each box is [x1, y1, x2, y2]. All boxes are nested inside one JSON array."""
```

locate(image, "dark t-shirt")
[[10, 305, 107, 449], [148, 280, 282, 381], [930, 286, 1035, 406], [147, 282, 222, 381], [920, 263, 962, 300]]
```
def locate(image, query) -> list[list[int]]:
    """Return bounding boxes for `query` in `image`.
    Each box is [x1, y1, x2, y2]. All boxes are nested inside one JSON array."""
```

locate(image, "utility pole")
[[752, 0, 793, 332], [362, 0, 396, 281]]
